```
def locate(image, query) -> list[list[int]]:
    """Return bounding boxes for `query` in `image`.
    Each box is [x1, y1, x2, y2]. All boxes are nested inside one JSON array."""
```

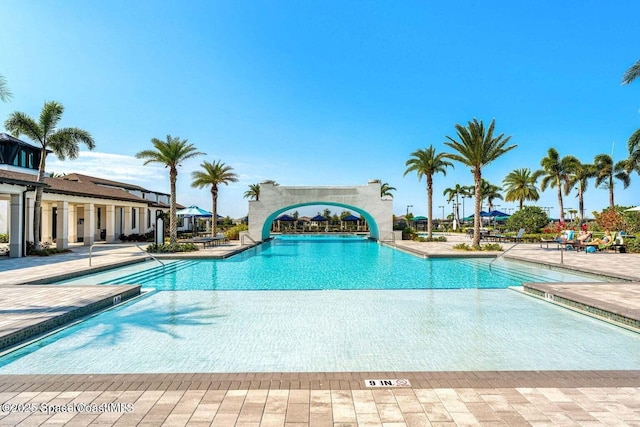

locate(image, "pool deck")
[[0, 237, 639, 425]]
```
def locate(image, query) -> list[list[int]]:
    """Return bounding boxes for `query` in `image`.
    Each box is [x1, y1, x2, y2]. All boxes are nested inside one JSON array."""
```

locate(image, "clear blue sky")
[[2, 1, 639, 219]]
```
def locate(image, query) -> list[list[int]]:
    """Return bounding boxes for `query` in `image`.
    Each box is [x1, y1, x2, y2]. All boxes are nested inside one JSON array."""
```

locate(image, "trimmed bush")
[[0, 234, 8, 243], [146, 243, 199, 253], [224, 223, 248, 240]]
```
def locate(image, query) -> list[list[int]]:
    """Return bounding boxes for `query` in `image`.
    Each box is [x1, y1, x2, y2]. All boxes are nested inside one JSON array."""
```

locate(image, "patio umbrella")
[[625, 206, 640, 211], [176, 205, 212, 216], [176, 206, 212, 232], [487, 210, 509, 217]]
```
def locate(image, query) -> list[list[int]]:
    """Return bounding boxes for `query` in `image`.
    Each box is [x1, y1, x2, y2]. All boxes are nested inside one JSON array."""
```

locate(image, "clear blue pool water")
[[57, 235, 606, 290], [1, 235, 637, 374]]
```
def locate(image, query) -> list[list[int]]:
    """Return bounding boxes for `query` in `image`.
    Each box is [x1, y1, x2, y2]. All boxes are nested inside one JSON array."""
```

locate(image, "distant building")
[[0, 133, 175, 257]]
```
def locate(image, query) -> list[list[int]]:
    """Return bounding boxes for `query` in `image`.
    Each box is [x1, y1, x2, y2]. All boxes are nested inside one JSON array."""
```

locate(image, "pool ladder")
[[88, 243, 165, 271]]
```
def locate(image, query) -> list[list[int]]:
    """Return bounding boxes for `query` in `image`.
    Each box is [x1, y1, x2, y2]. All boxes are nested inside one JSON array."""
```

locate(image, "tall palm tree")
[[502, 168, 539, 210], [622, 60, 640, 176], [567, 160, 596, 223], [443, 118, 516, 246], [480, 179, 503, 212], [191, 160, 238, 235], [0, 74, 12, 102], [593, 153, 630, 209], [136, 135, 204, 244], [380, 182, 396, 198], [404, 145, 453, 238], [243, 183, 261, 201], [5, 101, 95, 250], [533, 148, 578, 223]]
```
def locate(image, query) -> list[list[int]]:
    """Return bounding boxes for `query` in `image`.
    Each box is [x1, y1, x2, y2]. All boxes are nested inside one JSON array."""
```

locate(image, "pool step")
[[101, 260, 198, 285]]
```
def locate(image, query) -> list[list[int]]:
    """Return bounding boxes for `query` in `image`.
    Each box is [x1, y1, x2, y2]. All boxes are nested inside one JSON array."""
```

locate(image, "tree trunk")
[[169, 168, 177, 245], [609, 176, 614, 208], [473, 170, 482, 247], [557, 178, 564, 223], [212, 185, 218, 235], [578, 187, 585, 224], [427, 176, 433, 239], [33, 149, 48, 251]]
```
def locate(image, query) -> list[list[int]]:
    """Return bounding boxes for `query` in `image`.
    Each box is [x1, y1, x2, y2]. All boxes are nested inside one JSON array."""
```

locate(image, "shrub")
[[414, 236, 447, 242], [0, 233, 8, 243], [26, 241, 71, 256], [224, 223, 249, 240], [402, 226, 416, 240], [452, 242, 502, 251], [147, 243, 199, 253], [506, 206, 548, 233], [119, 233, 148, 242]]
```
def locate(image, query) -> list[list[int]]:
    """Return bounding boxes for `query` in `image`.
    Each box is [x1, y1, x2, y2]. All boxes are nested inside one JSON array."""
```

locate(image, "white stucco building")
[[0, 133, 172, 257]]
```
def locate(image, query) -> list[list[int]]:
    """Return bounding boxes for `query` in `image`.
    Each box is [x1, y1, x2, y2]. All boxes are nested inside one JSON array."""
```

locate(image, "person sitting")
[[576, 230, 592, 244], [585, 230, 611, 246]]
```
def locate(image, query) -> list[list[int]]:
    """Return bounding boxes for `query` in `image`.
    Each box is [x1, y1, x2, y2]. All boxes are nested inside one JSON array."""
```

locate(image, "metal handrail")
[[488, 240, 520, 273], [240, 234, 257, 246], [88, 242, 165, 271]]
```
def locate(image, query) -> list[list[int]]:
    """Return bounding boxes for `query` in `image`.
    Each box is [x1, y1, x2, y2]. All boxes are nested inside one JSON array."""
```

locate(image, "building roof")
[[61, 173, 150, 193], [0, 133, 41, 150], [0, 170, 152, 204], [0, 169, 48, 187]]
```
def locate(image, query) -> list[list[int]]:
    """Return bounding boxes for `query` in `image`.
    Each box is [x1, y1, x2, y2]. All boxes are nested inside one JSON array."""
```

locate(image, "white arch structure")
[[247, 180, 393, 242]]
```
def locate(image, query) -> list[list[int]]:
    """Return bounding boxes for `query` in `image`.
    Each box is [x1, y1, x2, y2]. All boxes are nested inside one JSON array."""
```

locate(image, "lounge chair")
[[583, 231, 616, 252], [504, 228, 525, 243]]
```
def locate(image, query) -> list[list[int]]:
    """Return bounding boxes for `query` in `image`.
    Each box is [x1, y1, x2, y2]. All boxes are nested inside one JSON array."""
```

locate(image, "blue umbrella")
[[311, 214, 327, 221], [487, 210, 509, 217], [276, 214, 295, 221], [342, 214, 361, 221], [176, 205, 212, 216]]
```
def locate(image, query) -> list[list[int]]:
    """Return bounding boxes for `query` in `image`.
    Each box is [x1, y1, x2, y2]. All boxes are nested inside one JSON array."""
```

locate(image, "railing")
[[89, 242, 165, 271], [240, 233, 257, 246], [488, 239, 520, 273]]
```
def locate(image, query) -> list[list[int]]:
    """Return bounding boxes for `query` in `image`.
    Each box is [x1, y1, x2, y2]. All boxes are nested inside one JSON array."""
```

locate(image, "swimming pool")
[[1, 236, 638, 374], [57, 235, 607, 290]]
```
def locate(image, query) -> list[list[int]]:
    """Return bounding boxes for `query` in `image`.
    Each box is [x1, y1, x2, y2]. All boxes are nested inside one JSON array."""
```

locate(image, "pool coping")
[[2, 370, 640, 392]]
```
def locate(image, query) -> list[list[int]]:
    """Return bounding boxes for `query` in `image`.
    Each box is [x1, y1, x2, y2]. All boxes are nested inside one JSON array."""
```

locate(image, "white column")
[[123, 206, 132, 236], [68, 205, 77, 243], [56, 201, 68, 250], [25, 197, 34, 242], [9, 194, 23, 258], [41, 202, 52, 243], [83, 202, 95, 246], [140, 207, 148, 234], [106, 205, 116, 243]]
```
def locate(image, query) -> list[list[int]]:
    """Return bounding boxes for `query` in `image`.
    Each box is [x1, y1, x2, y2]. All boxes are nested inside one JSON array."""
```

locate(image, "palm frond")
[[622, 59, 640, 85], [4, 112, 44, 145], [0, 74, 13, 102]]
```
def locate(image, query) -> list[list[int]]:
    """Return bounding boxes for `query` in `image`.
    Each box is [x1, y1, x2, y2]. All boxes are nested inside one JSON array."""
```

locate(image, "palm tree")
[[622, 60, 640, 176], [243, 183, 261, 201], [191, 160, 238, 235], [593, 154, 630, 209], [0, 74, 12, 102], [404, 145, 453, 239], [442, 183, 468, 227], [622, 59, 640, 85], [136, 135, 204, 244], [533, 148, 578, 223], [443, 118, 516, 246], [567, 160, 596, 223], [5, 101, 95, 250], [502, 168, 539, 210], [380, 182, 396, 198], [480, 179, 503, 212]]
